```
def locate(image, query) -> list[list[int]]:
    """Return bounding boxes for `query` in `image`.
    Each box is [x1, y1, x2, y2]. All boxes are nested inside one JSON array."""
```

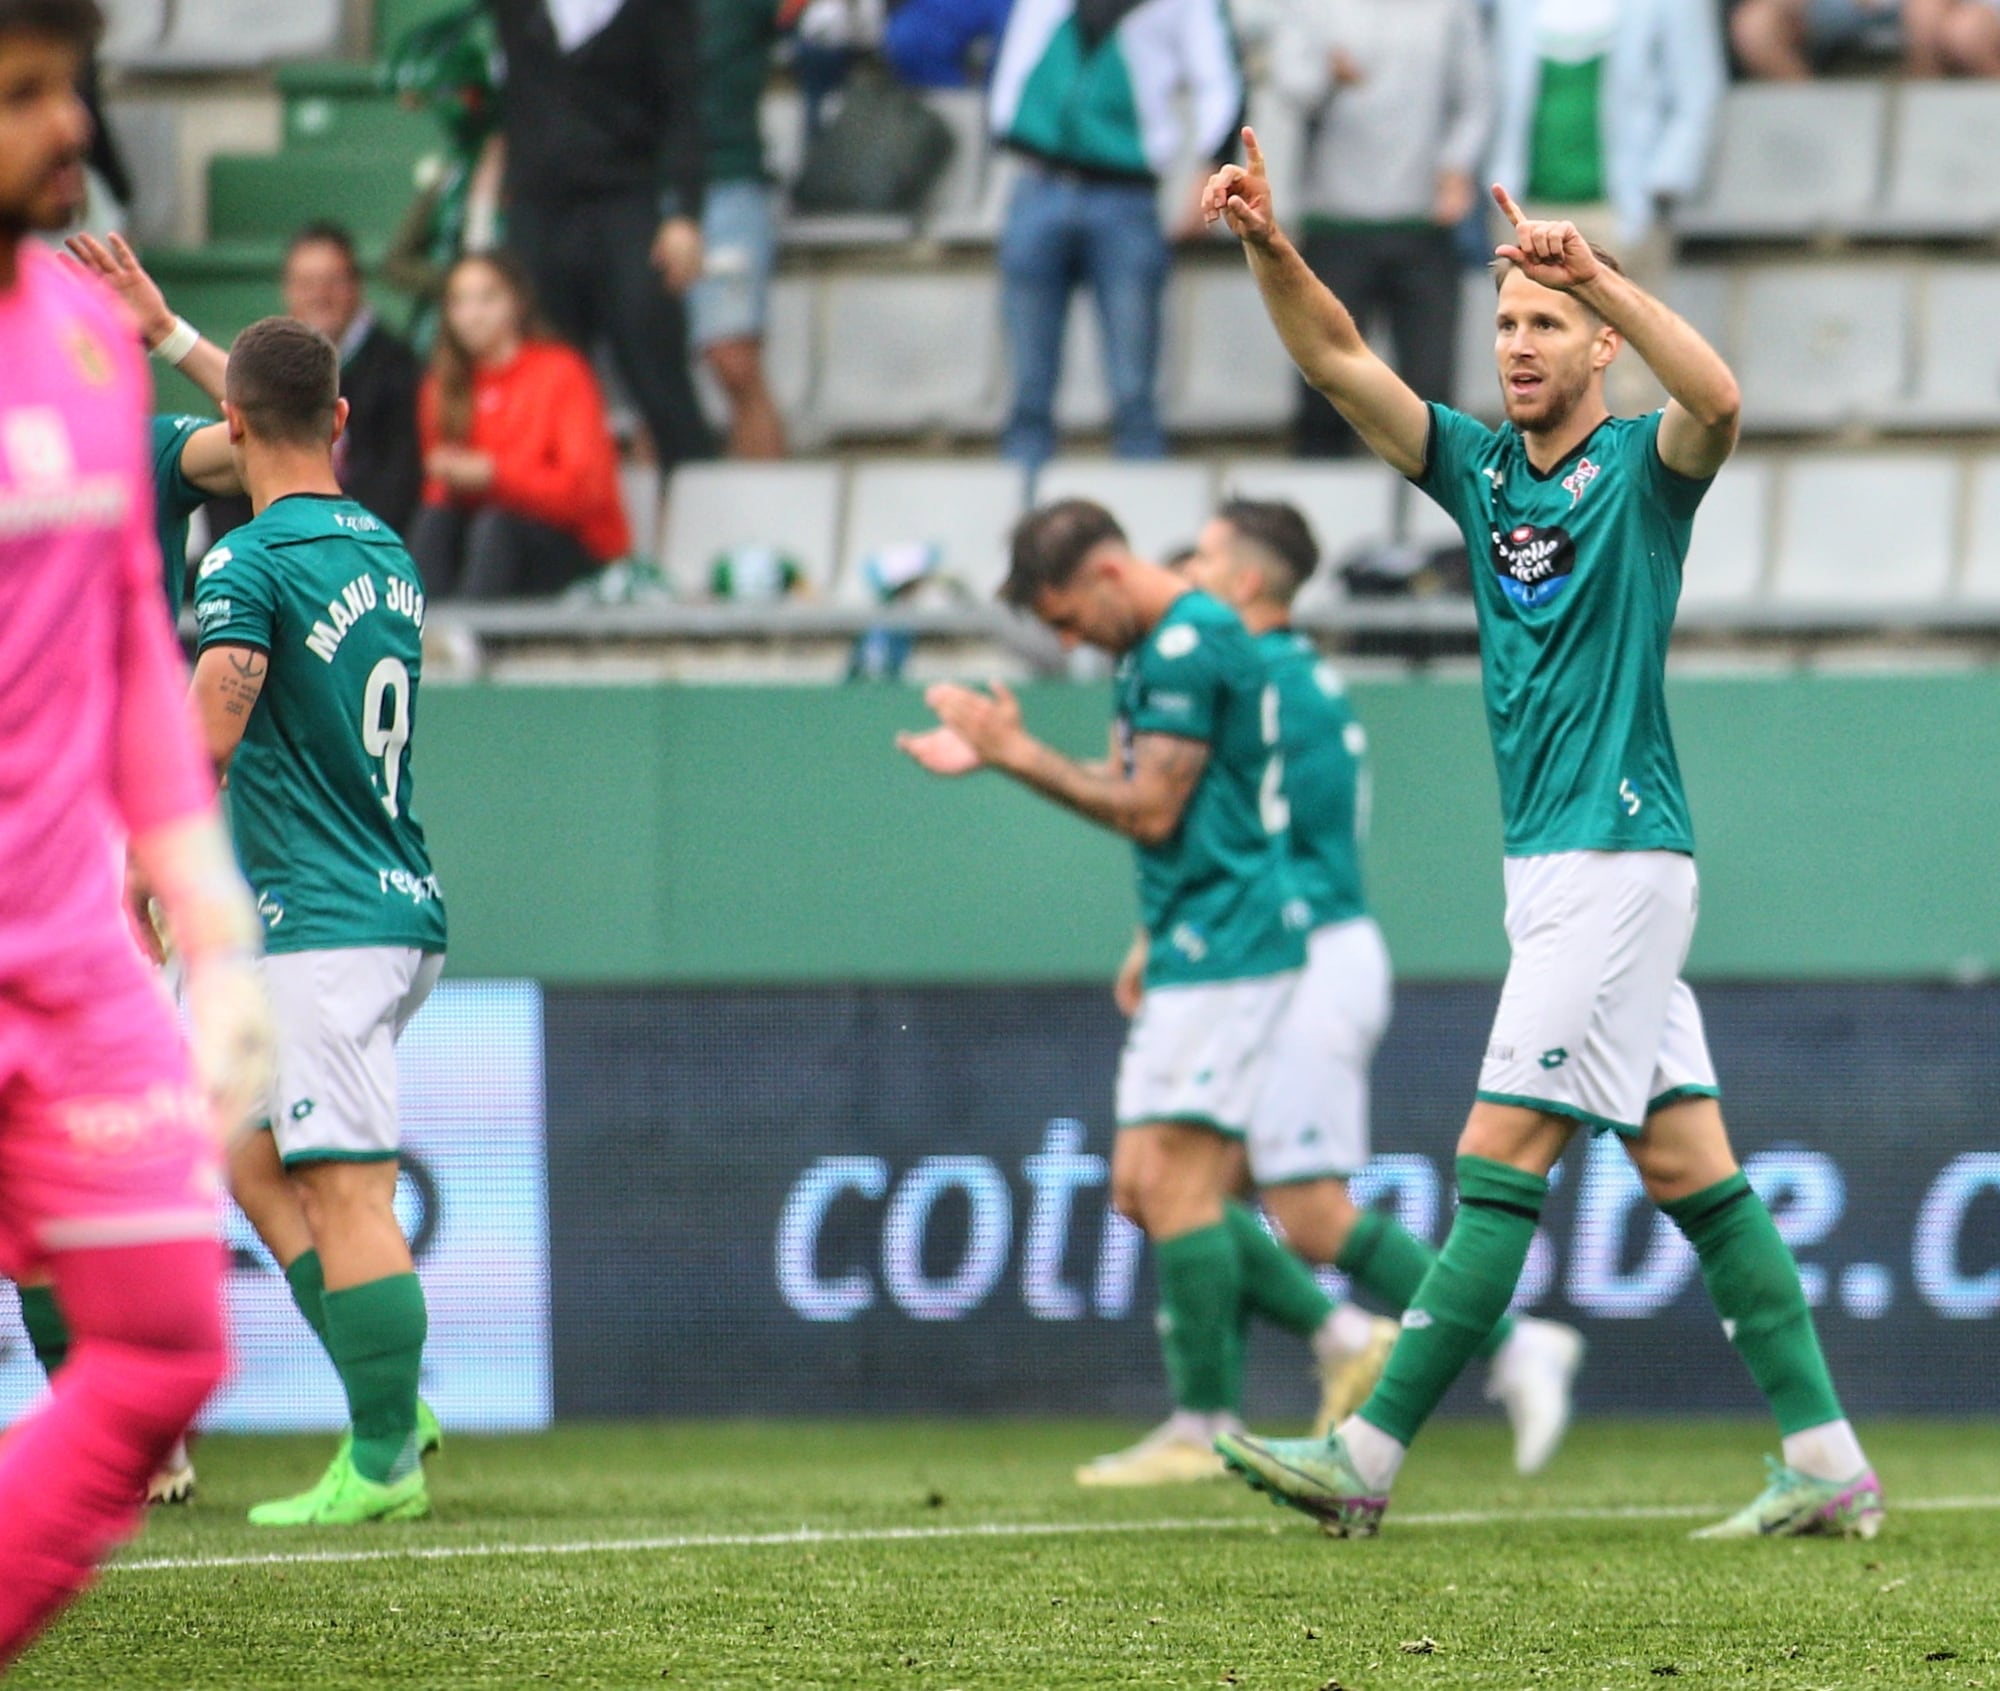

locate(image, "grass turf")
[[12, 1418, 2000, 1690]]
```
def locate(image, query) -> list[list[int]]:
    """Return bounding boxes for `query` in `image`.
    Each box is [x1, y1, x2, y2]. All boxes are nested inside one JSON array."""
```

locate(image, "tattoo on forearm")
[[1009, 733, 1207, 843]]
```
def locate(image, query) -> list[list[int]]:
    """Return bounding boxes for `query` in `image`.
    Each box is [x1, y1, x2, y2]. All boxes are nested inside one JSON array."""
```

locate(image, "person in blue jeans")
[[983, 0, 1242, 468]]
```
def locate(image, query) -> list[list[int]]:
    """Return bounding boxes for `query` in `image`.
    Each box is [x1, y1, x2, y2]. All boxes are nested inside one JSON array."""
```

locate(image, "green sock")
[[16, 1284, 70, 1379], [1337, 1208, 1517, 1360], [1223, 1201, 1334, 1338], [322, 1273, 428, 1485], [284, 1248, 337, 1364], [1153, 1223, 1244, 1415], [1663, 1172, 1844, 1436], [1360, 1157, 1547, 1445]]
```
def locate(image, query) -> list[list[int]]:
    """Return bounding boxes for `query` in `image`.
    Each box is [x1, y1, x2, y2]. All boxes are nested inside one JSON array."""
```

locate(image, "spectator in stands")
[[1488, 0, 1723, 411], [207, 223, 424, 540], [409, 252, 633, 598], [1729, 0, 1914, 78], [989, 0, 1242, 467], [1908, 0, 2000, 72], [1269, 0, 1492, 457], [488, 0, 714, 473], [882, 0, 1010, 84], [694, 0, 790, 459]]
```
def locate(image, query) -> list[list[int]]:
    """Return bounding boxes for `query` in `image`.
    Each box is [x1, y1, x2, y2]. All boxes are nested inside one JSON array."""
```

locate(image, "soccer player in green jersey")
[[902, 500, 1353, 1485], [189, 317, 448, 1526], [1173, 500, 1585, 1474], [1198, 135, 1881, 1540]]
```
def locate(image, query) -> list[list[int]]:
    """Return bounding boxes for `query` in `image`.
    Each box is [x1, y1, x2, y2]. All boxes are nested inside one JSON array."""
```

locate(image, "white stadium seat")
[[1881, 86, 2000, 237], [920, 91, 992, 236], [1956, 458, 2000, 604], [661, 463, 844, 599], [1165, 268, 1298, 433], [1888, 267, 2000, 431], [1678, 85, 1887, 238], [815, 275, 1003, 437], [1215, 460, 1401, 610], [760, 89, 809, 192], [1770, 455, 1959, 608], [98, 0, 166, 63], [1662, 268, 1735, 367], [1735, 266, 1912, 432], [1680, 458, 1773, 609], [116, 0, 339, 66], [836, 460, 1029, 606], [1033, 461, 1215, 564]]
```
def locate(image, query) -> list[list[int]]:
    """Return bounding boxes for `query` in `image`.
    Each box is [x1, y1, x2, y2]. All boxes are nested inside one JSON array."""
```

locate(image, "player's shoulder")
[[192, 523, 275, 595], [1145, 591, 1246, 670]]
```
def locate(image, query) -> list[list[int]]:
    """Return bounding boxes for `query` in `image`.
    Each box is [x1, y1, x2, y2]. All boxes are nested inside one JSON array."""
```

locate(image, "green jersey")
[[150, 414, 209, 614], [1115, 591, 1307, 988], [1258, 628, 1368, 929], [1415, 404, 1709, 857], [192, 493, 446, 956]]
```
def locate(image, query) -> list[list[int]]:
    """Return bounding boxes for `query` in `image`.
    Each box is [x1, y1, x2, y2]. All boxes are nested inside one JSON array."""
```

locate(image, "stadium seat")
[[1215, 460, 1401, 609], [208, 152, 422, 248], [1453, 271, 1503, 422], [1677, 85, 1887, 239], [1881, 86, 2000, 237], [920, 91, 991, 236], [1680, 457, 1773, 609], [279, 64, 438, 163], [1663, 267, 1734, 368], [1033, 461, 1215, 564], [1956, 458, 2000, 604], [1735, 266, 1912, 432], [933, 147, 1021, 247], [374, 0, 464, 55], [1164, 268, 1298, 432], [620, 463, 664, 564], [1887, 267, 2000, 431], [815, 275, 1002, 437], [836, 460, 1029, 606], [763, 275, 819, 438], [118, 0, 341, 68], [99, 0, 166, 63], [761, 89, 809, 192], [1770, 455, 1959, 608], [661, 463, 844, 599]]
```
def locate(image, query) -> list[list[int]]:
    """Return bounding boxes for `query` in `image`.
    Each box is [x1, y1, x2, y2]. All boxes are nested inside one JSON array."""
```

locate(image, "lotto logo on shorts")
[[1539, 1048, 1570, 1071]]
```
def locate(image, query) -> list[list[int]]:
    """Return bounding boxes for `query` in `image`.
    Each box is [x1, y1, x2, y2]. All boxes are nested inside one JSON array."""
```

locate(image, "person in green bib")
[[189, 317, 449, 1527], [1197, 131, 1880, 1542], [901, 500, 1347, 1485]]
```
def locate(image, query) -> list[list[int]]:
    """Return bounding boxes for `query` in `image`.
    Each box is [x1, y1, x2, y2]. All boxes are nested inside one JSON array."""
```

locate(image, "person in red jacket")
[[409, 252, 632, 597]]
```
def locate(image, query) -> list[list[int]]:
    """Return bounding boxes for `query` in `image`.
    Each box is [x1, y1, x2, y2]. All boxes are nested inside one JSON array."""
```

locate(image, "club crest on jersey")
[[1562, 457, 1600, 508], [63, 326, 112, 387], [1490, 523, 1577, 609]]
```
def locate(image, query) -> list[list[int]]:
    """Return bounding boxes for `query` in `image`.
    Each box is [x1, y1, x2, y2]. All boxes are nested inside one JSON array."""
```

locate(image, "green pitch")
[[15, 1419, 2000, 1689]]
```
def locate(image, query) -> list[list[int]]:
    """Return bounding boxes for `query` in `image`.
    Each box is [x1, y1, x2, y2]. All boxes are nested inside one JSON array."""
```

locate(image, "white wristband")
[[151, 316, 200, 368]]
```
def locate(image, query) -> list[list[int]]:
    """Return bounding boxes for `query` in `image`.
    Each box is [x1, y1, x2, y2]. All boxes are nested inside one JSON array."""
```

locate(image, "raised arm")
[[1493, 186, 1740, 479], [898, 682, 1207, 847], [65, 232, 228, 406], [1202, 127, 1431, 478]]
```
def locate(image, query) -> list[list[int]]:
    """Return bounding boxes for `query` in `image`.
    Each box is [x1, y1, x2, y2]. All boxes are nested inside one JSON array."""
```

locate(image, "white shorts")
[[1476, 851, 1718, 1137], [1115, 971, 1298, 1138], [1248, 917, 1392, 1185], [264, 947, 444, 1166]]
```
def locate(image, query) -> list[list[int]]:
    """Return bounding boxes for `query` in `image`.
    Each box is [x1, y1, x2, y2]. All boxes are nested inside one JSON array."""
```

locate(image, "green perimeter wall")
[[416, 674, 1996, 984]]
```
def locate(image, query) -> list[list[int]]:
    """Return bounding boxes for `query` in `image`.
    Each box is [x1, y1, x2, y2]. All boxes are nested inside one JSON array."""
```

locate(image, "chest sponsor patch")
[[1490, 522, 1577, 609]]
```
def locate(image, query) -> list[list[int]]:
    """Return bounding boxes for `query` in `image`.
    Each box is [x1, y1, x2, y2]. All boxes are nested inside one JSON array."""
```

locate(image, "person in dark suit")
[[208, 223, 425, 541]]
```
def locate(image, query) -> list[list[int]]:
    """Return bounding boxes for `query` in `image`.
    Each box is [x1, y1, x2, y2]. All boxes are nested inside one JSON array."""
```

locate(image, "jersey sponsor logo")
[[195, 597, 233, 631], [256, 889, 285, 929], [1561, 456, 1600, 508], [1145, 688, 1195, 719], [334, 511, 382, 533], [3, 407, 74, 482], [1168, 922, 1209, 963], [1619, 778, 1643, 817], [1155, 624, 1200, 660], [1489, 522, 1578, 609], [198, 546, 232, 579], [0, 407, 129, 537]]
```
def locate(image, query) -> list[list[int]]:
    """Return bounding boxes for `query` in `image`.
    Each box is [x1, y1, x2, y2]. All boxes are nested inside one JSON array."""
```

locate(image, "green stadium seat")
[[375, 0, 471, 57], [278, 63, 442, 162], [208, 152, 423, 248]]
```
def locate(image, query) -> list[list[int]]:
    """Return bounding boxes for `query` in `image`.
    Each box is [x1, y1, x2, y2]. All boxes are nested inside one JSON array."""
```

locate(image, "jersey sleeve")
[[150, 415, 208, 518], [1412, 402, 1498, 534], [1637, 409, 1716, 525], [1126, 620, 1228, 743], [192, 535, 278, 654]]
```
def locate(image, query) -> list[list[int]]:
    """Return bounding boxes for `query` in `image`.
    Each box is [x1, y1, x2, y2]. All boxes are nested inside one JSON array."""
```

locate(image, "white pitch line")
[[113, 1494, 2000, 1577]]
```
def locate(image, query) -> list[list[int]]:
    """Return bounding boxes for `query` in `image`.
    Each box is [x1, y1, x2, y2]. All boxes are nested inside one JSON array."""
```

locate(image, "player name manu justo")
[[304, 569, 426, 664]]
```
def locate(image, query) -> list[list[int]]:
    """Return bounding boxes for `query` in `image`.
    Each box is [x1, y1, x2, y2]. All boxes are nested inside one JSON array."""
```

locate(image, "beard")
[[1502, 363, 1596, 433]]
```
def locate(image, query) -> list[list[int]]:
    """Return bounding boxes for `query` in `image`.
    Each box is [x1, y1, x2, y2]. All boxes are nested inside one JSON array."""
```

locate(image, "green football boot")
[[249, 1403, 441, 1526], [1215, 1429, 1389, 1538], [248, 1451, 430, 1526], [1692, 1456, 1884, 1540], [333, 1398, 444, 1468]]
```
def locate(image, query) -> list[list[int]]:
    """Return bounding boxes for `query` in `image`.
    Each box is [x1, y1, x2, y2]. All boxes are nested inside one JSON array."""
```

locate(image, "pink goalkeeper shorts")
[[0, 949, 220, 1281]]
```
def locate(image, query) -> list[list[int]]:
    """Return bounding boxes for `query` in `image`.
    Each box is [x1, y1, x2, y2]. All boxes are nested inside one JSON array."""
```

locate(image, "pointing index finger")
[[1491, 184, 1528, 227], [1242, 126, 1265, 175]]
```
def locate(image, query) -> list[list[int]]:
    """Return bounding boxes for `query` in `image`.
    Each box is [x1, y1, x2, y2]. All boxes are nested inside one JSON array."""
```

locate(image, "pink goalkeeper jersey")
[[0, 241, 214, 989]]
